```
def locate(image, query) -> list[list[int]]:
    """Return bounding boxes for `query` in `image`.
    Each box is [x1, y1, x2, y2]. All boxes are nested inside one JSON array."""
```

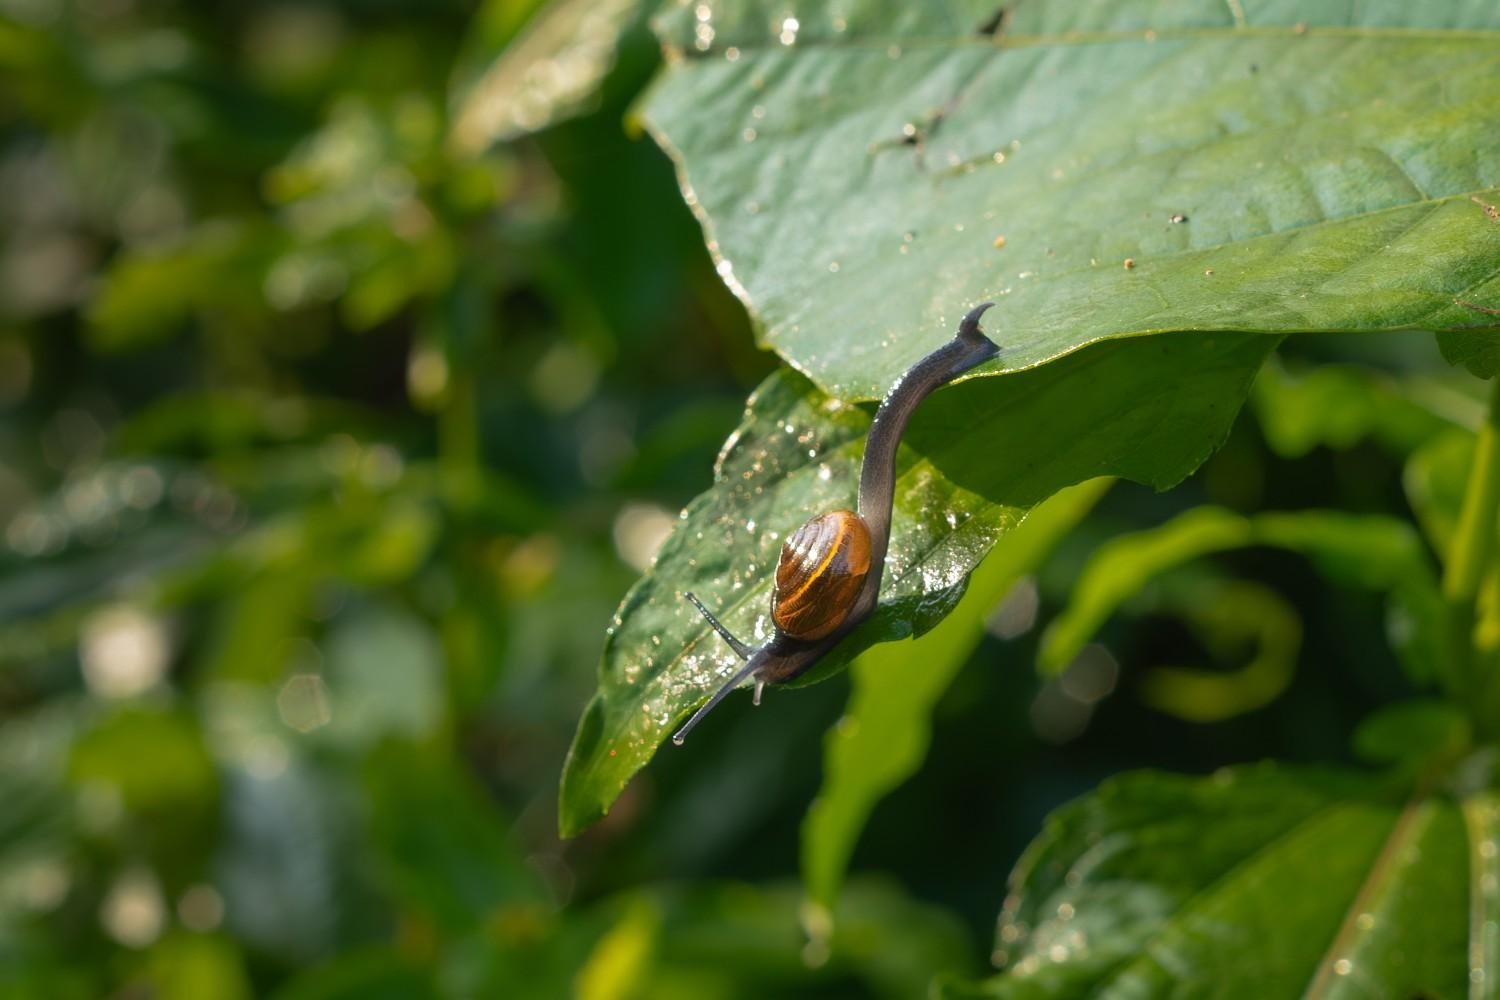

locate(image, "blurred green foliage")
[[2, 1, 1498, 997]]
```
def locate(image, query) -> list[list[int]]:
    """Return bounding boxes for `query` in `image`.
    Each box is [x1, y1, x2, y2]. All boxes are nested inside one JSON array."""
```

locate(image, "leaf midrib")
[[1298, 792, 1431, 999], [1083, 799, 1369, 997], [1462, 792, 1498, 1000]]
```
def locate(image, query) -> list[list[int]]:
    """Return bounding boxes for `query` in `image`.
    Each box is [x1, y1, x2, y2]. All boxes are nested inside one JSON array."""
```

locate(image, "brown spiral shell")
[[771, 510, 872, 641]]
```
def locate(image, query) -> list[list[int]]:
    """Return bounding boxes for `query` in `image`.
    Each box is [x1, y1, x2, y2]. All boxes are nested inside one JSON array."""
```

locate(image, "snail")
[[673, 302, 1000, 744]]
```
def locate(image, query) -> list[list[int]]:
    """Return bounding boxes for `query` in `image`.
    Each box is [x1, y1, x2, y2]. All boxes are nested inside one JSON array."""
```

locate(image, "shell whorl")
[[771, 510, 872, 641]]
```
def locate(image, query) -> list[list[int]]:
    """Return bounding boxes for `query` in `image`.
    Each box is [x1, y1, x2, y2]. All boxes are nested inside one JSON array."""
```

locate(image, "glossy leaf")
[[937, 764, 1495, 999], [801, 478, 1111, 919], [647, 1, 1500, 400], [559, 331, 1274, 836]]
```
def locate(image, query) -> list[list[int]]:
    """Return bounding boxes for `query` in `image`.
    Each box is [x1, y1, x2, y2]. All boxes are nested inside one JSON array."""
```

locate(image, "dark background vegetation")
[[0, 1, 1457, 996]]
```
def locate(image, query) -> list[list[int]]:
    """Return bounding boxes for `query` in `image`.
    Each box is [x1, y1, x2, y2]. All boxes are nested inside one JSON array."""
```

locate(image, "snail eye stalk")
[[683, 591, 753, 660]]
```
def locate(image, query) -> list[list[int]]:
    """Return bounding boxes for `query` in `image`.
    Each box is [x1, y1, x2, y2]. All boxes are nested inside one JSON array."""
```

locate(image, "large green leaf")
[[937, 763, 1496, 999], [647, 1, 1500, 400], [800, 478, 1111, 922], [559, 332, 1274, 835]]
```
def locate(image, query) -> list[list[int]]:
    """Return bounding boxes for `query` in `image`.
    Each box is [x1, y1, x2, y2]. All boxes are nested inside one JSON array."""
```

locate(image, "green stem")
[[1442, 377, 1500, 698]]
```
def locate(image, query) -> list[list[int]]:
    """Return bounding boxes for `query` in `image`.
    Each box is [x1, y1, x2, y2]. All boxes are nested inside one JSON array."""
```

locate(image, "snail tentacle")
[[684, 591, 753, 660], [672, 647, 770, 744]]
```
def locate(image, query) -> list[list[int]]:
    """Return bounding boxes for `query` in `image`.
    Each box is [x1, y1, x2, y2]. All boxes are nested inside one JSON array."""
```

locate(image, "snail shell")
[[772, 510, 872, 641]]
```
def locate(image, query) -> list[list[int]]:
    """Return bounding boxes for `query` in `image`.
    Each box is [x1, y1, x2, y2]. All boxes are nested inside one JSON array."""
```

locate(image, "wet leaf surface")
[[560, 332, 1274, 835], [937, 764, 1495, 1000]]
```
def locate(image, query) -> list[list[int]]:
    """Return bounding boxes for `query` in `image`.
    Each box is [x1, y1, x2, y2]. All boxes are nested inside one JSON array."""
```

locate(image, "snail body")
[[672, 302, 1000, 744]]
